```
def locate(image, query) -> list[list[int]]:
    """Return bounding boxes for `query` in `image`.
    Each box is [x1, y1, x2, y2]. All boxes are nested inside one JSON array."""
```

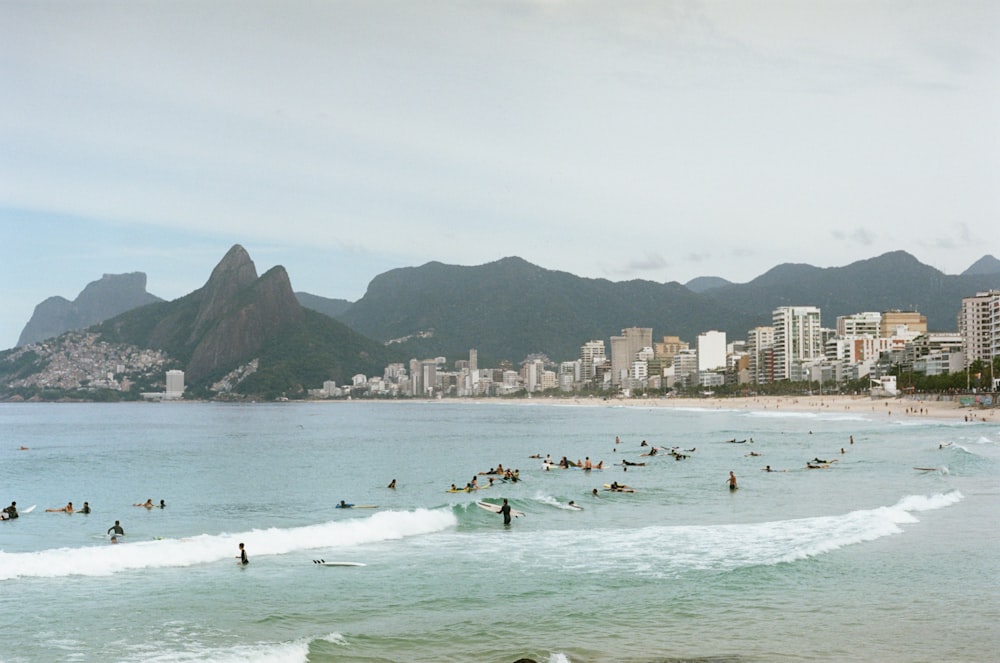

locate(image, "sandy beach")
[[539, 393, 999, 423]]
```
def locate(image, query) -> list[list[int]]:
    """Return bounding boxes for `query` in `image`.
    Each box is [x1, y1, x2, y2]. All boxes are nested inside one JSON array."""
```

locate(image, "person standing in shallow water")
[[237, 542, 248, 565], [499, 499, 512, 525], [728, 471, 738, 490]]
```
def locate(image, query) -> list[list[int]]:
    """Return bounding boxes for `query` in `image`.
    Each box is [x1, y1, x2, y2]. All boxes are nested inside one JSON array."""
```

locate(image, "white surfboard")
[[22, 505, 36, 513], [313, 559, 366, 567], [476, 500, 525, 517]]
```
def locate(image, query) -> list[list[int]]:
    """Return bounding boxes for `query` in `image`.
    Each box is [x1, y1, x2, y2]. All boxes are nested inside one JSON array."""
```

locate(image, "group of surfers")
[[449, 463, 521, 492], [41, 498, 165, 513], [538, 454, 605, 470]]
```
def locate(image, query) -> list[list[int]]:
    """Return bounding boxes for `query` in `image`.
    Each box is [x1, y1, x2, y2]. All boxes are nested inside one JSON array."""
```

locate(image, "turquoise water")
[[1, 400, 997, 662]]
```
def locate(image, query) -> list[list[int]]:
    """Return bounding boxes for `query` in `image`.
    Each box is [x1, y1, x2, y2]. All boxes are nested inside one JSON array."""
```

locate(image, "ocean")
[[1, 400, 997, 663]]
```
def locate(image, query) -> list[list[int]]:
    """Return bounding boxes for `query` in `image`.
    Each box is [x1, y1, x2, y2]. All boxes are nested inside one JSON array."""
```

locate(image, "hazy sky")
[[2, 1, 999, 350]]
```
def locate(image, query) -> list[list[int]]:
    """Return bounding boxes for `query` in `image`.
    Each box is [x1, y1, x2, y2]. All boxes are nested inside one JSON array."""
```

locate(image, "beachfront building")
[[959, 291, 1000, 365], [697, 330, 727, 372], [610, 327, 653, 387], [747, 326, 776, 384], [580, 340, 606, 385], [772, 306, 823, 382], [165, 369, 185, 399], [653, 335, 688, 368]]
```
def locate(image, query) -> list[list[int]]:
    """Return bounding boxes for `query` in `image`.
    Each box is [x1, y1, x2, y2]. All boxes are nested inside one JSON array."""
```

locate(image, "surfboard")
[[566, 503, 584, 511], [313, 559, 366, 567], [335, 504, 379, 509], [476, 500, 525, 517], [603, 483, 635, 493], [913, 467, 938, 471], [22, 505, 36, 513]]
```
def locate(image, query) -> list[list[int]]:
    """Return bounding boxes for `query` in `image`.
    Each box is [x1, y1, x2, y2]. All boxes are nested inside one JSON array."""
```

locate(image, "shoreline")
[[462, 393, 999, 423]]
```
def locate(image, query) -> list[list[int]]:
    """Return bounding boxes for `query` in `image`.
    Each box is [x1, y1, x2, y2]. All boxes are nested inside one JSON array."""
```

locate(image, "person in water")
[[80, 501, 91, 514], [108, 520, 124, 536], [387, 479, 396, 489], [728, 471, 738, 490], [46, 502, 73, 513], [158, 499, 166, 508], [134, 499, 154, 508], [3, 501, 17, 519], [237, 542, 248, 565], [498, 498, 512, 525]]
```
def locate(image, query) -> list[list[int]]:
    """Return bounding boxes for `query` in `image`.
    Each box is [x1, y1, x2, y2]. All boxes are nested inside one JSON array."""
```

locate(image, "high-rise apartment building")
[[697, 330, 727, 372], [609, 327, 652, 386], [772, 307, 822, 381], [747, 326, 775, 384], [959, 291, 1000, 365], [580, 340, 606, 382]]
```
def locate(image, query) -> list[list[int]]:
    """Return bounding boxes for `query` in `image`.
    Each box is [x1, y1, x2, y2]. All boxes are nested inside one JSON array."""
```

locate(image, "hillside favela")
[[2, 244, 999, 407]]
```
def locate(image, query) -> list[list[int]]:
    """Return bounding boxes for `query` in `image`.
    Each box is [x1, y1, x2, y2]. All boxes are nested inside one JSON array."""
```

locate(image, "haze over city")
[[2, 1, 998, 351]]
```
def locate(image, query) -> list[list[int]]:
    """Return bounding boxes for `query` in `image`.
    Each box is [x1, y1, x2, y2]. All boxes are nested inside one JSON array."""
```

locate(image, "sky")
[[2, 1, 999, 350]]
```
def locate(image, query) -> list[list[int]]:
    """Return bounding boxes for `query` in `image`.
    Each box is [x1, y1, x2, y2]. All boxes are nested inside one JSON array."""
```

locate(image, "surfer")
[[237, 542, 248, 565], [46, 502, 74, 513], [134, 498, 154, 508], [727, 471, 738, 491], [107, 520, 124, 535], [110, 535, 119, 544], [3, 502, 17, 519], [80, 501, 91, 514], [763, 465, 773, 472], [159, 499, 166, 508], [338, 500, 351, 508], [498, 499, 512, 525], [387, 478, 396, 489]]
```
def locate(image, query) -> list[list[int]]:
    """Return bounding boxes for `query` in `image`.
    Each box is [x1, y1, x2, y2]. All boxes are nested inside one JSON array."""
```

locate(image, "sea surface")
[[1, 399, 997, 663]]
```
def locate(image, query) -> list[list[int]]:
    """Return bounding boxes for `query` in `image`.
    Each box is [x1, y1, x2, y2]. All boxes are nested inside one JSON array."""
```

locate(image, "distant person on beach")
[[3, 502, 17, 519], [108, 520, 124, 535], [728, 471, 738, 490], [387, 479, 396, 489], [134, 499, 153, 508], [237, 542, 248, 565], [46, 502, 73, 513], [499, 498, 512, 525]]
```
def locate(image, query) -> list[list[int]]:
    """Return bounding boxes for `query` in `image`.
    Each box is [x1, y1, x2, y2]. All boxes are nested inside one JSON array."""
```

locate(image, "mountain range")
[[4, 247, 999, 399]]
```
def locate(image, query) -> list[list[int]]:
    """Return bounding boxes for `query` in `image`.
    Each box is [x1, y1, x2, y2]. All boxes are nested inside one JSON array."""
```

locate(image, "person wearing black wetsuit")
[[3, 502, 17, 519], [237, 542, 249, 565], [107, 520, 124, 535], [499, 499, 512, 525]]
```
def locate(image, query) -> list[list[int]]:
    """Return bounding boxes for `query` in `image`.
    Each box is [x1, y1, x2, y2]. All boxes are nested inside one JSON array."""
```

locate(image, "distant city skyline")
[[3, 2, 998, 351]]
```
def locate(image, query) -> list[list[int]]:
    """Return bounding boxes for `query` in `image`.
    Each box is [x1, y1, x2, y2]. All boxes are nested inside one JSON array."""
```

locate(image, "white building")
[[960, 291, 1000, 365], [580, 340, 606, 383], [773, 306, 823, 381], [697, 330, 727, 372], [165, 370, 185, 399]]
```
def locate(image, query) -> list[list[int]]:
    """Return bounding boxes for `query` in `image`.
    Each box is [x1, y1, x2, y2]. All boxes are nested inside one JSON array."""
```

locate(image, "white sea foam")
[[489, 491, 965, 576], [126, 638, 314, 663], [0, 509, 456, 580]]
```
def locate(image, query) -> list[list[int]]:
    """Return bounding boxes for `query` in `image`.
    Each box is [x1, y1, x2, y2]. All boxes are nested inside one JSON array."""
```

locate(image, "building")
[[697, 330, 727, 372], [881, 310, 927, 338], [165, 370, 185, 399], [959, 291, 1000, 366], [654, 335, 688, 367], [580, 340, 606, 384], [747, 326, 775, 384], [772, 306, 823, 381], [610, 327, 653, 386]]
